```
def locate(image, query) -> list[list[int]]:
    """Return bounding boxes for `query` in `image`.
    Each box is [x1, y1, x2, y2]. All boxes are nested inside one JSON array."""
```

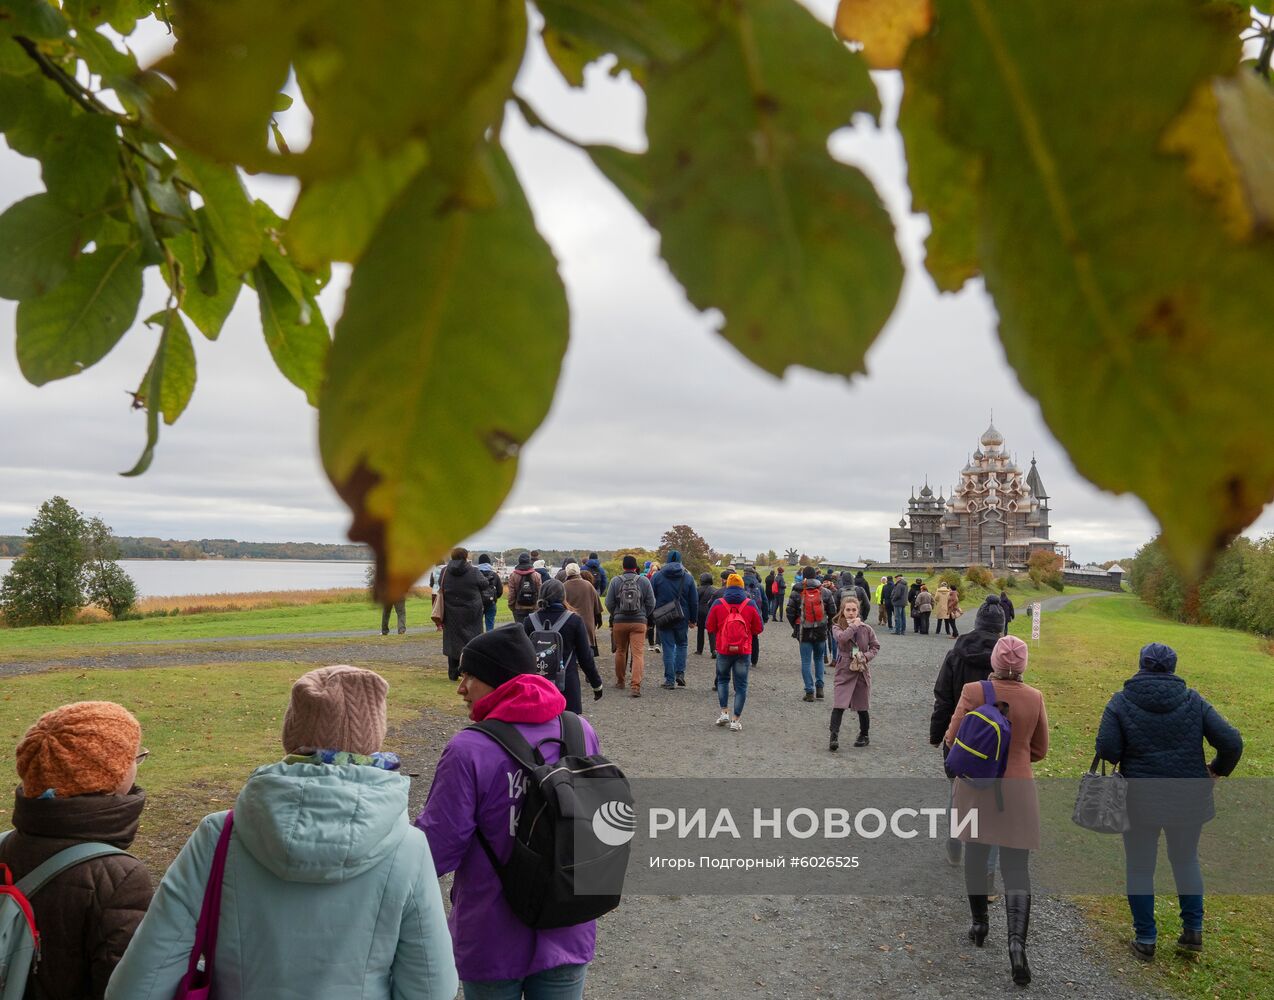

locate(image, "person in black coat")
[[522, 580, 605, 714], [439, 547, 488, 681], [999, 590, 1016, 635], [1095, 642, 1242, 960], [696, 572, 719, 656]]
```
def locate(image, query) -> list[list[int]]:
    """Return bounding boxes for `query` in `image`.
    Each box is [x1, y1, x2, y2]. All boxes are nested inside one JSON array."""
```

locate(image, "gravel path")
[[392, 617, 1165, 1000]]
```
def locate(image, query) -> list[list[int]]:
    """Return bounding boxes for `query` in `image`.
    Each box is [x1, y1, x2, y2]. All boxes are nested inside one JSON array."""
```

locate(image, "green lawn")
[[0, 597, 517, 658], [1026, 595, 1274, 999]]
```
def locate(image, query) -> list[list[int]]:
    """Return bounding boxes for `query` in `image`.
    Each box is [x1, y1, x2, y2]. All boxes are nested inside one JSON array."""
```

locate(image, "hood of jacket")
[[11, 786, 145, 848], [471, 674, 566, 723], [951, 628, 999, 665], [719, 585, 749, 604], [234, 761, 409, 885], [446, 557, 472, 576], [660, 561, 686, 582], [1121, 671, 1191, 714]]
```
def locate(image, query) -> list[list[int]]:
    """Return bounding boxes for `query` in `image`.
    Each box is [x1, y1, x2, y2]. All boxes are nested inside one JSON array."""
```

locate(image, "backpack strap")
[[528, 611, 544, 631], [980, 679, 997, 706], [558, 711, 587, 757], [16, 841, 128, 898], [468, 719, 545, 768]]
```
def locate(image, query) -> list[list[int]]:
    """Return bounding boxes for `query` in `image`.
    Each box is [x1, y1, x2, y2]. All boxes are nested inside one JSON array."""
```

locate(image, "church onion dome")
[[972, 448, 984, 460], [980, 422, 1004, 448], [920, 483, 933, 498], [1026, 457, 1049, 500], [898, 517, 907, 528]]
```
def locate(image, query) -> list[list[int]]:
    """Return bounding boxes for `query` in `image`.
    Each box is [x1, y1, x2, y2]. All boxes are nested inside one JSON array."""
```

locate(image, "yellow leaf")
[[1160, 82, 1252, 241], [834, 0, 932, 70]]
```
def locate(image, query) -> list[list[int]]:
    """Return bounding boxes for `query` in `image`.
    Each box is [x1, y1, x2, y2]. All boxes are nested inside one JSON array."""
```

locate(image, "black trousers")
[[447, 655, 461, 681], [696, 616, 715, 655], [830, 708, 869, 736], [751, 633, 760, 666], [964, 843, 1031, 895], [917, 611, 931, 634]]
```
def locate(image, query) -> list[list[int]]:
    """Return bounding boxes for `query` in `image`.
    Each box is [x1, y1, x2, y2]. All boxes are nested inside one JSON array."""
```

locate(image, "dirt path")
[[392, 619, 1165, 1000]]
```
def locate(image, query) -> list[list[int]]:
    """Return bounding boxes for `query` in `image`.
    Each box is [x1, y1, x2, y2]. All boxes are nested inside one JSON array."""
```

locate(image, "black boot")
[[1006, 894, 1032, 986], [1176, 928, 1203, 954], [829, 709, 842, 752], [967, 894, 989, 947], [854, 710, 869, 747]]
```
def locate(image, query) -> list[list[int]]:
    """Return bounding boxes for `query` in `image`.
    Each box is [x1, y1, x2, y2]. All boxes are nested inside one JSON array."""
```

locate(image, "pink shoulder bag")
[[173, 811, 234, 1000]]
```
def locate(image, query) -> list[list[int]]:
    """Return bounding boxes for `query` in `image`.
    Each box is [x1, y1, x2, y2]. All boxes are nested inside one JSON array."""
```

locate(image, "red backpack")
[[718, 601, 752, 655], [801, 585, 825, 627]]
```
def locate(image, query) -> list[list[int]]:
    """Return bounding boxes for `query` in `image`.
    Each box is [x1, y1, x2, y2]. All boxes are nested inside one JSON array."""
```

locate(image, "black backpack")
[[478, 569, 497, 609], [514, 573, 539, 610], [469, 713, 632, 929], [528, 610, 570, 691], [615, 574, 642, 615]]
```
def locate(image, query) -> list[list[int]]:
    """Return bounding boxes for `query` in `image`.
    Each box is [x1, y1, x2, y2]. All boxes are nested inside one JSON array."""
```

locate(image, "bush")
[[85, 560, 138, 620], [965, 564, 994, 588], [937, 569, 963, 594], [993, 576, 1010, 591], [1027, 550, 1065, 592]]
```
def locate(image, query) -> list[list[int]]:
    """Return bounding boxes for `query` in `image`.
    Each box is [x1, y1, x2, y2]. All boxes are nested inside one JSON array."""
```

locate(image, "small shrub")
[[965, 564, 994, 588], [937, 569, 963, 594], [993, 576, 1010, 591]]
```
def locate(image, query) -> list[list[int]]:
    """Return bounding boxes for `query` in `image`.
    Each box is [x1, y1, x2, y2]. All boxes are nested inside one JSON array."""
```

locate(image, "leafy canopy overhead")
[[1, 0, 1272, 595]]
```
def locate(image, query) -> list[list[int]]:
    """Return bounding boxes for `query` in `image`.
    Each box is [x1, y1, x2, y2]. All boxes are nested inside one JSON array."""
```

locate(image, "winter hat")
[[699, 572, 713, 585], [1139, 642, 1178, 674], [623, 555, 639, 570], [516, 552, 532, 569], [478, 553, 492, 566], [667, 550, 681, 563], [541, 580, 566, 605], [643, 560, 652, 571], [565, 562, 581, 578], [532, 559, 546, 570], [726, 573, 744, 588], [282, 665, 388, 756], [17, 701, 141, 798], [589, 552, 599, 561], [459, 625, 537, 689], [991, 635, 1029, 678], [802, 566, 817, 579], [975, 595, 1005, 632]]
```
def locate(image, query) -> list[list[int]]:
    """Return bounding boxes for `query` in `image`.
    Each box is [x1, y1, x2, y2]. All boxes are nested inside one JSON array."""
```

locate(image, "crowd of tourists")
[[0, 551, 1245, 997]]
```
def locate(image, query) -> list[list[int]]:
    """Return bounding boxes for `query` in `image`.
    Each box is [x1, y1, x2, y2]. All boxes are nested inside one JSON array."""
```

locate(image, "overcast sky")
[[3, 1, 1271, 565]]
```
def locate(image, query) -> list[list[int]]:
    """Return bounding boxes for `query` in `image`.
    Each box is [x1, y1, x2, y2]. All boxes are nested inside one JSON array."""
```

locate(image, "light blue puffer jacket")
[[106, 762, 458, 1000]]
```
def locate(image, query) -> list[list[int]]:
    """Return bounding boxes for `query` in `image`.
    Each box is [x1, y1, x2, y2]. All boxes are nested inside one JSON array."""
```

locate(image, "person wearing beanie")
[[0, 702, 153, 999], [974, 594, 1006, 634], [650, 552, 699, 689], [583, 552, 608, 597], [563, 562, 604, 657], [876, 575, 890, 626], [605, 554, 656, 696], [695, 571, 720, 657], [999, 589, 1016, 635], [705, 573, 765, 731], [786, 565, 838, 702], [416, 633, 603, 994], [476, 553, 504, 632], [944, 635, 1050, 987], [523, 580, 605, 713], [437, 547, 488, 681], [530, 553, 551, 583], [1096, 642, 1243, 962], [772, 566, 787, 622], [507, 551, 543, 624], [108, 668, 457, 1000]]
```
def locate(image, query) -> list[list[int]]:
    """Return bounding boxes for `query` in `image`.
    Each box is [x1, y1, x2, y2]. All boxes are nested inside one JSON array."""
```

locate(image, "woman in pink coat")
[[829, 596, 880, 751], [943, 635, 1048, 987]]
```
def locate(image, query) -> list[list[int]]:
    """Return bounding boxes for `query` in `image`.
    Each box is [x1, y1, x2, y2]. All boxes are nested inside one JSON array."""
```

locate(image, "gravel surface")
[[392, 614, 1166, 1000]]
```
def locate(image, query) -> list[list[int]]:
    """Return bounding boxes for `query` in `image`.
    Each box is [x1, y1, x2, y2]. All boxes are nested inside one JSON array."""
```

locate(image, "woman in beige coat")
[[563, 563, 604, 654], [944, 635, 1048, 987]]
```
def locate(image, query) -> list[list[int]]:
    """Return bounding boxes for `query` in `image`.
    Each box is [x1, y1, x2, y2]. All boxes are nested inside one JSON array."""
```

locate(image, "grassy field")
[[0, 658, 462, 873], [1023, 595, 1273, 999]]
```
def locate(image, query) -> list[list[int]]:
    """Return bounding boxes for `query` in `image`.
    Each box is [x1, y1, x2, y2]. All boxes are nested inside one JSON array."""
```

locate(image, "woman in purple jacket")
[[416, 626, 600, 999]]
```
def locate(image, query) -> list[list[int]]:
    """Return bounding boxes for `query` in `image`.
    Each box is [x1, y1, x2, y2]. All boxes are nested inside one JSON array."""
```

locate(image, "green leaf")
[[286, 142, 428, 268], [0, 33, 35, 73], [15, 242, 143, 385], [164, 226, 240, 340], [254, 261, 329, 406], [0, 71, 77, 159], [0, 193, 101, 299], [39, 113, 120, 213], [272, 91, 293, 112], [136, 310, 197, 425], [597, 0, 902, 378], [535, 0, 716, 69], [0, 0, 68, 39], [903, 0, 1274, 575], [319, 144, 568, 600], [62, 0, 129, 28], [175, 150, 261, 275]]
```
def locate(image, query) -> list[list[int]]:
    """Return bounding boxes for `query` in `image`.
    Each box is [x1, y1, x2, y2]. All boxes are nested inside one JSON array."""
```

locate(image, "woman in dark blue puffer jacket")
[[1096, 642, 1243, 962]]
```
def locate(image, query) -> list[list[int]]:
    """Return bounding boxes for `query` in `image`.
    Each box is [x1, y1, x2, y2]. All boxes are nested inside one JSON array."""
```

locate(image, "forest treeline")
[[0, 536, 370, 561]]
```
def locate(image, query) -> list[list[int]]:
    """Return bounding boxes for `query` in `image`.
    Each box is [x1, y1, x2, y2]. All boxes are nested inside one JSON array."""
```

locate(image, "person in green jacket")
[[106, 665, 458, 1000]]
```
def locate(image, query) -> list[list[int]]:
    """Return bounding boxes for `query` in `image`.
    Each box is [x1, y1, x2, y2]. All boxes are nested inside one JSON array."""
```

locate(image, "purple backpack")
[[945, 680, 1012, 788]]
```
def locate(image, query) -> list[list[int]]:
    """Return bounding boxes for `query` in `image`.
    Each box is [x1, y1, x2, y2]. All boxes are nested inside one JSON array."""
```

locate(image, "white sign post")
[[1031, 602, 1042, 643]]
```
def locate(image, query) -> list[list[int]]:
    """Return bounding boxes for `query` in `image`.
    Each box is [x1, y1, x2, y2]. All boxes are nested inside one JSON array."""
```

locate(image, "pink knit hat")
[[991, 635, 1029, 677], [282, 666, 388, 755]]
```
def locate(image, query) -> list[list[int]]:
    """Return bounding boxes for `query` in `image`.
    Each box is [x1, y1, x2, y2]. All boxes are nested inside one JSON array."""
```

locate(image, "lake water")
[[0, 557, 381, 598]]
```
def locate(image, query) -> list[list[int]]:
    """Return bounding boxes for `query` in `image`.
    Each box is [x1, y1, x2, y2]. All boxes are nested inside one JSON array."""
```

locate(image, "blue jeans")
[[463, 964, 587, 1000], [658, 623, 689, 683], [893, 605, 907, 634], [716, 653, 750, 717], [484, 604, 498, 632], [1123, 823, 1204, 943], [799, 638, 826, 693]]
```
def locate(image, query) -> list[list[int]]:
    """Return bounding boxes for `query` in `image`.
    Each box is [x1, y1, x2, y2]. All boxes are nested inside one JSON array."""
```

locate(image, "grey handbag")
[[1072, 755, 1131, 834]]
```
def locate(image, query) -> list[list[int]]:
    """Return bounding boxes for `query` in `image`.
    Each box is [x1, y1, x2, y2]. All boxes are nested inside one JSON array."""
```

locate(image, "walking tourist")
[[853, 570, 871, 619], [704, 573, 764, 732], [877, 575, 890, 626], [439, 547, 488, 682], [507, 552, 542, 624], [1095, 642, 1243, 961], [584, 552, 608, 595], [908, 577, 923, 632], [743, 567, 768, 667], [786, 566, 837, 702], [531, 557, 551, 583], [890, 575, 909, 634], [416, 628, 601, 999], [523, 580, 605, 714], [108, 666, 457, 999], [650, 552, 699, 689], [477, 553, 504, 632], [934, 582, 952, 635], [563, 563, 604, 656], [644, 561, 661, 652], [944, 635, 1049, 987], [773, 566, 787, 621], [914, 583, 934, 634], [606, 555, 655, 697], [696, 571, 719, 656], [999, 590, 1015, 635], [381, 597, 407, 636], [1, 701, 153, 999], [828, 596, 880, 751]]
